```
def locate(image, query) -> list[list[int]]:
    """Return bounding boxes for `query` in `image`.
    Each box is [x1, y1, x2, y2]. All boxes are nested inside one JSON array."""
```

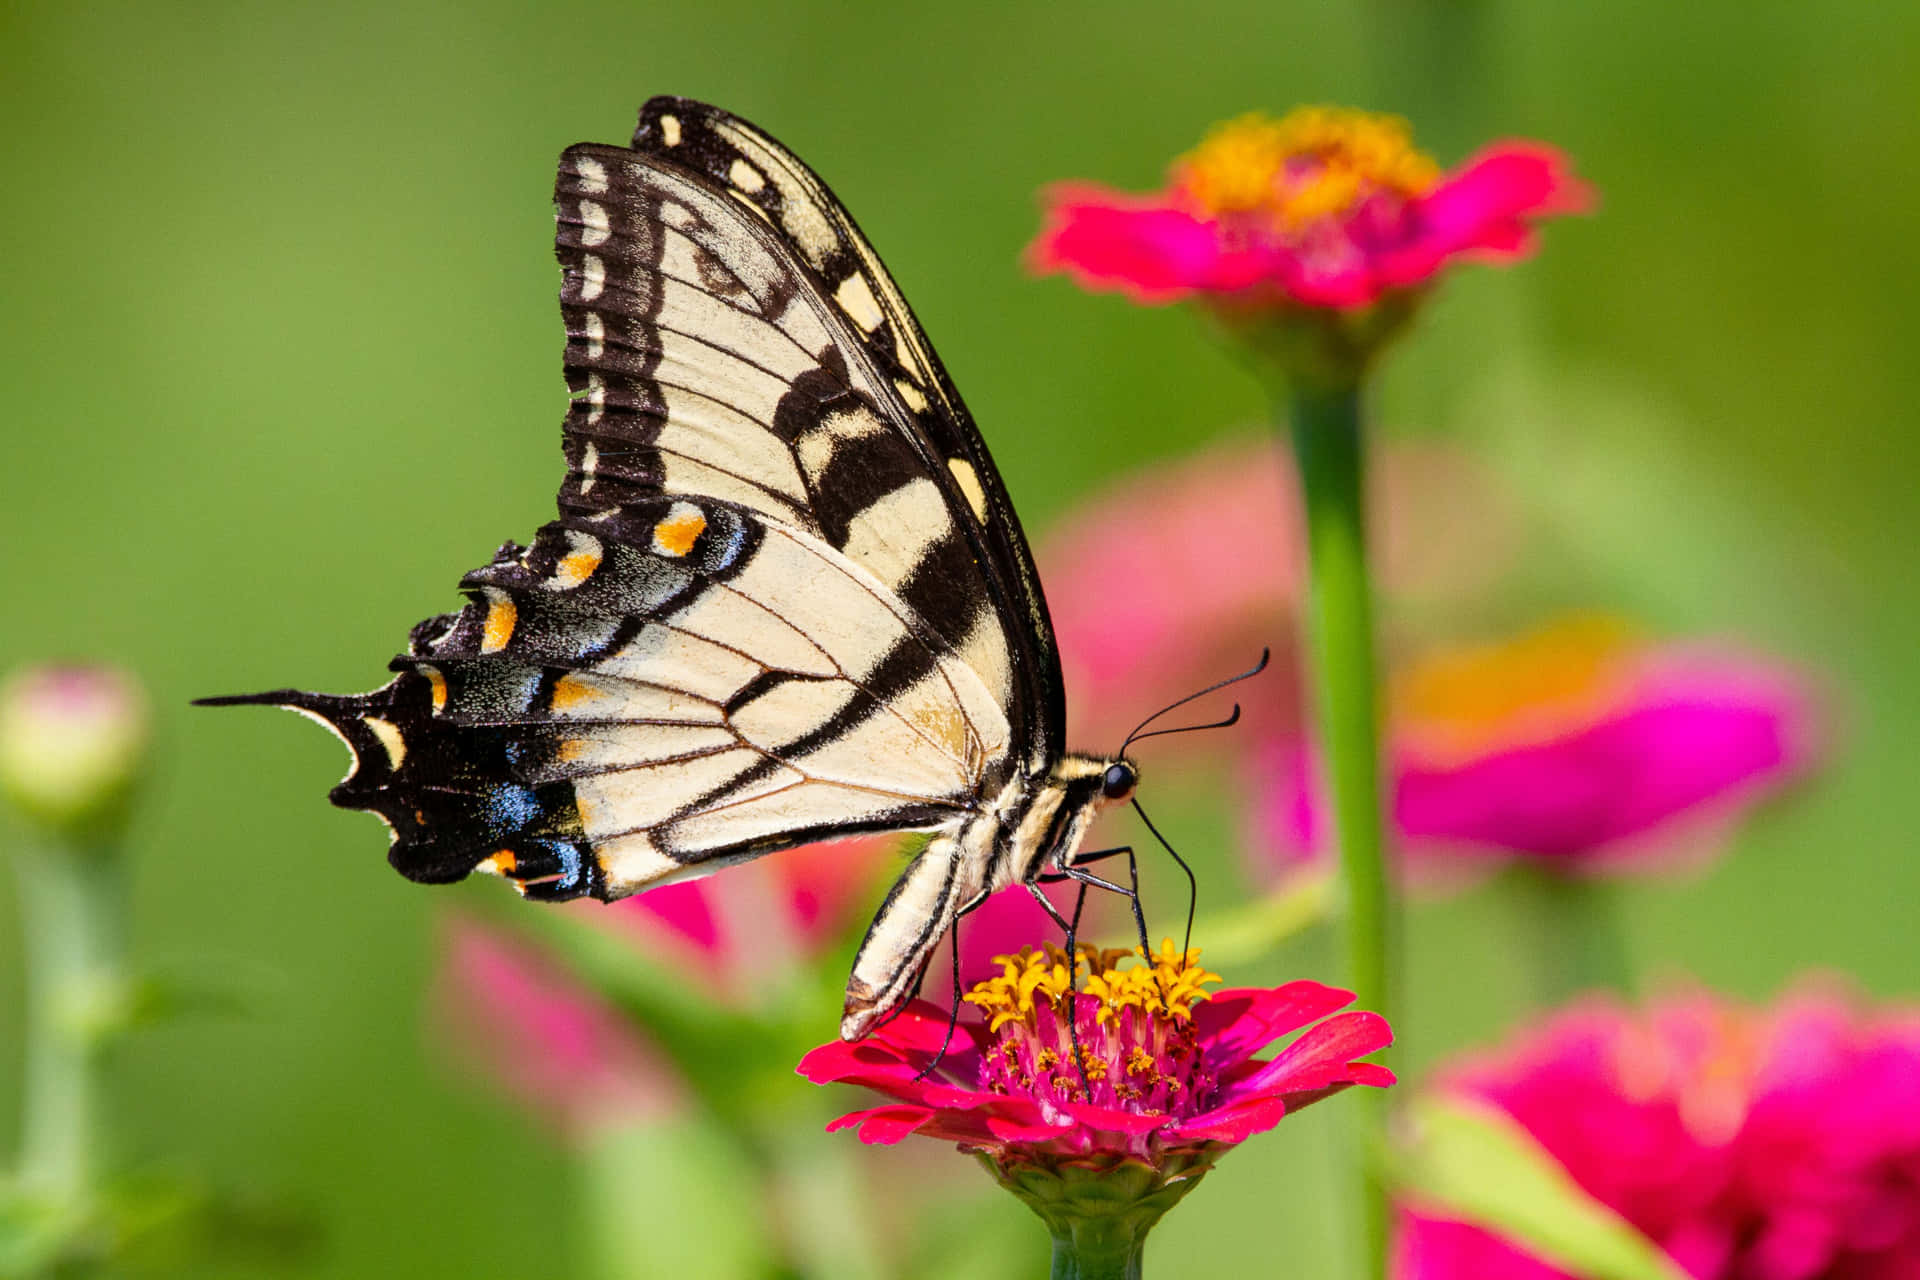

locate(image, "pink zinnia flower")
[[1400, 987, 1920, 1280], [1259, 616, 1819, 879], [1043, 435, 1518, 751], [799, 940, 1392, 1167], [1030, 106, 1591, 313], [440, 834, 895, 1138]]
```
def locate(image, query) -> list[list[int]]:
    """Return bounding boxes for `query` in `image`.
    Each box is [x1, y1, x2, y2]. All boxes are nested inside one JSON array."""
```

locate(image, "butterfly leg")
[[912, 890, 990, 1083], [1037, 844, 1133, 870], [1051, 858, 1153, 962], [1052, 854, 1184, 1012]]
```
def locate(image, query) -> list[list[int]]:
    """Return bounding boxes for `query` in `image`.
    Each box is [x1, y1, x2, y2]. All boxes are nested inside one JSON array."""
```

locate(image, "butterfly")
[[203, 97, 1243, 1041]]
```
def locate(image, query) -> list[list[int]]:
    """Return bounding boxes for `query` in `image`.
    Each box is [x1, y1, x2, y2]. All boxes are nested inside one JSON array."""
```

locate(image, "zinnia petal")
[[1193, 982, 1361, 1070], [1223, 1011, 1398, 1101], [1029, 110, 1588, 321], [1403, 986, 1920, 1280], [801, 945, 1391, 1171], [1027, 182, 1231, 303], [827, 1104, 936, 1145]]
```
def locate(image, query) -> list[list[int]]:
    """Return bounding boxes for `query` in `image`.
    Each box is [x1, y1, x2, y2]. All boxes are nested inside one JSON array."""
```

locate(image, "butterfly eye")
[[1101, 762, 1137, 801]]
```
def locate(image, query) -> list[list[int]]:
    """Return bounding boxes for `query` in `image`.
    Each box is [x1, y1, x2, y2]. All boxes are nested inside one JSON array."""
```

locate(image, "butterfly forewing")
[[555, 139, 1005, 686], [622, 98, 1065, 766]]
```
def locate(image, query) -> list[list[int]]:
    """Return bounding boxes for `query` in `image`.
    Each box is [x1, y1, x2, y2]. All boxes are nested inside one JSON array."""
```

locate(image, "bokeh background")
[[2, 1, 1915, 1275]]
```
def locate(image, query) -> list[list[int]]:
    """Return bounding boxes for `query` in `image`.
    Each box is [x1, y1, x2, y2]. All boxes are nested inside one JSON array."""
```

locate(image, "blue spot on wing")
[[479, 783, 543, 838]]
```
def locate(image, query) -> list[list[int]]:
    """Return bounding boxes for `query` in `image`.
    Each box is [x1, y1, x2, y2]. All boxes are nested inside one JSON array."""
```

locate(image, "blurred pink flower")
[[434, 914, 683, 1141], [607, 835, 897, 1003], [436, 835, 897, 1138], [1043, 435, 1517, 752], [1258, 616, 1819, 879], [1029, 107, 1590, 312], [799, 943, 1392, 1164], [1399, 987, 1920, 1280]]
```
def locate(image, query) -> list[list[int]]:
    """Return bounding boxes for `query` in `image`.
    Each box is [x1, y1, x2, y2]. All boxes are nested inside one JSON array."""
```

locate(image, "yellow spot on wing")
[[947, 457, 989, 523], [834, 273, 885, 331], [476, 850, 516, 876], [728, 157, 766, 193], [480, 589, 517, 654], [579, 440, 600, 497], [362, 716, 406, 769], [652, 503, 707, 557]]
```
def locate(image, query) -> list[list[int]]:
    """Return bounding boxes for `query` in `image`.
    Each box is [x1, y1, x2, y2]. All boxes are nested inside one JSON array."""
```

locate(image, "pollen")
[[1175, 107, 1441, 230], [651, 503, 707, 557]]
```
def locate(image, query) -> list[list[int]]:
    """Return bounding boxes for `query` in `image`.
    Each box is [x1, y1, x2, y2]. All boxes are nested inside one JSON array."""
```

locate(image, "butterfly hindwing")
[[226, 489, 1015, 902]]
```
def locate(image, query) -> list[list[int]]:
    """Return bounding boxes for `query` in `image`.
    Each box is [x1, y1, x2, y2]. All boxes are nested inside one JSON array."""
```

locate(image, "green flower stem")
[[1048, 1217, 1145, 1280], [987, 1155, 1215, 1280], [1511, 868, 1636, 1004], [15, 839, 125, 1201], [1286, 381, 1392, 1280]]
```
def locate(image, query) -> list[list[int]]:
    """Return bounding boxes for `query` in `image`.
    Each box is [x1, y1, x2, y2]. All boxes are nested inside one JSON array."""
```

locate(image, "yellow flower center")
[[967, 941, 1224, 1120], [1175, 107, 1441, 230], [963, 940, 1221, 1033], [1391, 614, 1643, 764], [1609, 1006, 1762, 1146]]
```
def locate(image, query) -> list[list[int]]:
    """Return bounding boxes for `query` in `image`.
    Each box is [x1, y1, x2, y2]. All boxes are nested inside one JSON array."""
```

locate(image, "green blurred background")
[[2, 1, 1915, 1275]]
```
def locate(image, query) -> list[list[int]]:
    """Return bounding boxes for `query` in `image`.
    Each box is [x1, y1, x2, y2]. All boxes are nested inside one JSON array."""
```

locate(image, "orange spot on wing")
[[554, 547, 602, 588], [652, 508, 707, 557], [481, 594, 517, 654], [477, 850, 517, 876], [422, 665, 448, 713], [550, 674, 594, 713]]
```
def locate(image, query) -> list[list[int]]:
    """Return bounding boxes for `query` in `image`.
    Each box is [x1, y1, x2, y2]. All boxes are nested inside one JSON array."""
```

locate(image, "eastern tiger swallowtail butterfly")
[[203, 97, 1214, 1041]]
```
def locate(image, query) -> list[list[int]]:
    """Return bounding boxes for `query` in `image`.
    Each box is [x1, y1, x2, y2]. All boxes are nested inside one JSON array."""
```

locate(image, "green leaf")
[[1391, 1095, 1690, 1280]]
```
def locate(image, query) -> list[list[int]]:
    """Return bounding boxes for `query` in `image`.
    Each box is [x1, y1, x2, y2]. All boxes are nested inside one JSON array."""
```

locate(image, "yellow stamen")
[[1175, 107, 1441, 229], [961, 939, 1222, 1030]]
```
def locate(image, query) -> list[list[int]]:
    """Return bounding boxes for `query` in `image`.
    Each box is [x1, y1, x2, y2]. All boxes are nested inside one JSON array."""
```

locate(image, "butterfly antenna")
[[1123, 703, 1241, 748], [1131, 798, 1197, 953], [1120, 648, 1270, 753]]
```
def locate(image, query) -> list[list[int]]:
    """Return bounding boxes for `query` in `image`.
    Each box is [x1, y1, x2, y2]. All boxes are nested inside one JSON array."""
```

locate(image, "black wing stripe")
[[629, 98, 1063, 763]]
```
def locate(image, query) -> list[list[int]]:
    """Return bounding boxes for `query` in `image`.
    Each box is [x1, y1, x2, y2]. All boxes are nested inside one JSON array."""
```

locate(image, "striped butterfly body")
[[205, 97, 1141, 1040]]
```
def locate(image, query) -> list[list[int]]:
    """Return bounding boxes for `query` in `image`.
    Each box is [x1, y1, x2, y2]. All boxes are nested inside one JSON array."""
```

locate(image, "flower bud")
[[0, 663, 150, 840]]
